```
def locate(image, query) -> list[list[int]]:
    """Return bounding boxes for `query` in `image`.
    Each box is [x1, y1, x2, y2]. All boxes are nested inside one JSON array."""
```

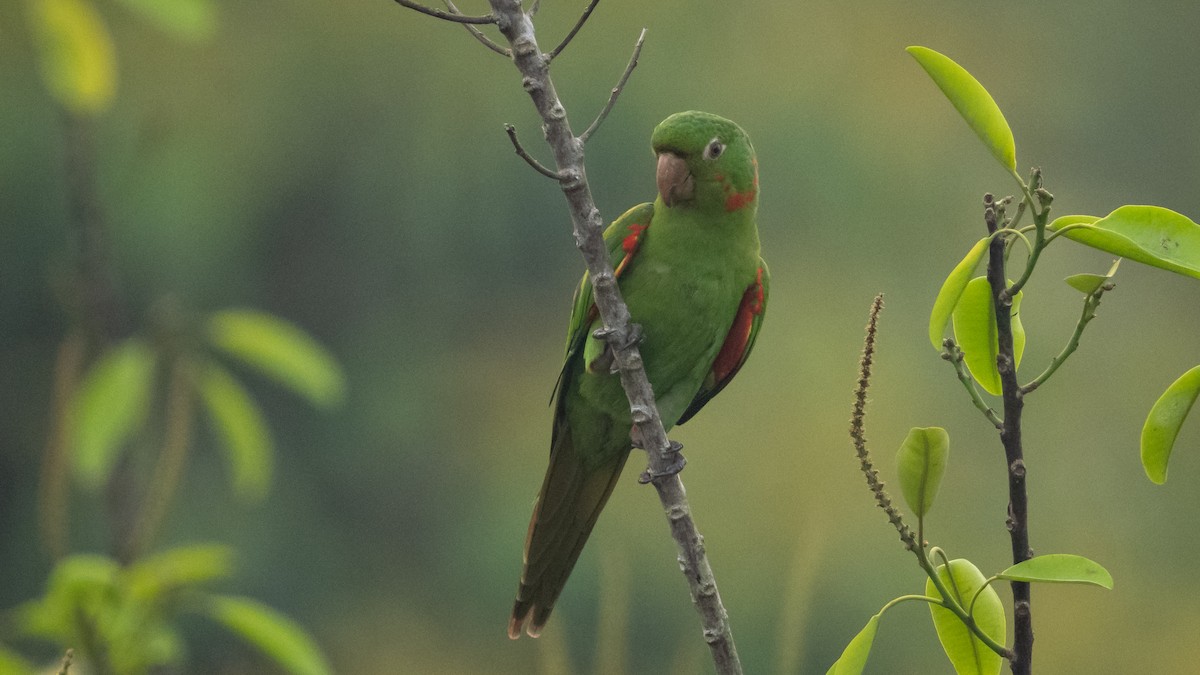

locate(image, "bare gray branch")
[[444, 0, 510, 55], [546, 0, 600, 61], [504, 124, 560, 178], [580, 28, 646, 144], [393, 0, 496, 24]]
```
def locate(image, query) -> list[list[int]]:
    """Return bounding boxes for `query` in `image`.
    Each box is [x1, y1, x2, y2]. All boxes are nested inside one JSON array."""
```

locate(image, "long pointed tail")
[[508, 427, 629, 639]]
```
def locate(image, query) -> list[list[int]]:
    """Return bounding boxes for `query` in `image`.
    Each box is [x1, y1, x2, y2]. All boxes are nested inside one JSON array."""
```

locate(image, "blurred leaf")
[[1141, 365, 1200, 484], [72, 338, 156, 488], [0, 646, 34, 675], [16, 554, 119, 641], [997, 554, 1113, 589], [1050, 206, 1200, 280], [907, 46, 1016, 172], [825, 613, 879, 675], [208, 309, 346, 409], [114, 0, 217, 41], [127, 544, 235, 602], [952, 277, 1025, 396], [929, 237, 990, 349], [896, 427, 949, 518], [203, 595, 332, 675], [1063, 258, 1120, 295], [926, 559, 1005, 675], [27, 0, 117, 114], [198, 362, 273, 500]]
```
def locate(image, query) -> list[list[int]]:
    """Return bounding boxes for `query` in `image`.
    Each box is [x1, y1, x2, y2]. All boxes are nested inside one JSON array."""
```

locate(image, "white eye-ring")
[[702, 137, 725, 161]]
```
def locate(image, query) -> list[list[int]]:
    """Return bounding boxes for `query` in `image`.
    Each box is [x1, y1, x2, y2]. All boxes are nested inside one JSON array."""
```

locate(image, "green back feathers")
[[651, 111, 758, 215]]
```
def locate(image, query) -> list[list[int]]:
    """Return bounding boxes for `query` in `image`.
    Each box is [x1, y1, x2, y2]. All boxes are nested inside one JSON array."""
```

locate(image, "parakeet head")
[[651, 111, 758, 214]]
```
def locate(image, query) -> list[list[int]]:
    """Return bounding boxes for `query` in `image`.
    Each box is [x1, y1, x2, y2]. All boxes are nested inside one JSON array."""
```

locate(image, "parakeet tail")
[[508, 427, 629, 639]]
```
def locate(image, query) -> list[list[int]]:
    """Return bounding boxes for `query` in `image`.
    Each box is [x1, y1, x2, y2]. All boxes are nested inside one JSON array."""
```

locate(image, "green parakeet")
[[508, 111, 769, 639]]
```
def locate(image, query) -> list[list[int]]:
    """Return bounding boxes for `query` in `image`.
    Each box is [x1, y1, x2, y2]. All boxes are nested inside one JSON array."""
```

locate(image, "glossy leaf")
[[1051, 206, 1200, 280], [997, 554, 1113, 589], [127, 544, 235, 602], [930, 237, 990, 349], [907, 46, 1016, 172], [28, 0, 117, 114], [825, 613, 879, 675], [926, 559, 1005, 675], [952, 277, 1025, 396], [1064, 258, 1121, 295], [1141, 365, 1200, 484], [208, 309, 346, 409], [198, 363, 273, 500], [896, 427, 949, 518], [204, 595, 332, 675], [114, 0, 217, 41], [73, 339, 156, 488]]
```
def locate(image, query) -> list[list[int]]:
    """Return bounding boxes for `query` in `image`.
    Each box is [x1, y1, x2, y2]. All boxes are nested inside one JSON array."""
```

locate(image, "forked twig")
[[393, 0, 496, 24], [546, 0, 600, 61], [444, 0, 510, 55]]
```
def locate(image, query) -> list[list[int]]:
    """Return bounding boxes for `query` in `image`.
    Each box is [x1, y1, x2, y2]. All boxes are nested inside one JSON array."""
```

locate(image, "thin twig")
[[546, 0, 600, 61], [579, 28, 646, 144], [529, 0, 540, 16], [393, 0, 496, 24], [504, 125, 560, 178], [57, 649, 74, 675], [941, 339, 1003, 429], [1020, 288, 1106, 395], [444, 0, 510, 55], [483, 1, 741, 671]]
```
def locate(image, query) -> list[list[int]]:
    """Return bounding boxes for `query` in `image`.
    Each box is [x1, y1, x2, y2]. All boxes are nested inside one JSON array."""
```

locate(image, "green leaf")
[[208, 309, 346, 409], [896, 427, 949, 518], [203, 595, 332, 675], [113, 0, 217, 41], [16, 554, 119, 640], [197, 362, 273, 500], [952, 277, 1025, 396], [1141, 365, 1200, 484], [1064, 258, 1120, 294], [28, 0, 117, 114], [126, 544, 235, 602], [1050, 206, 1200, 280], [930, 237, 990, 349], [825, 613, 879, 675], [997, 554, 1113, 589], [926, 559, 1005, 675], [907, 46, 1016, 172], [72, 338, 156, 488]]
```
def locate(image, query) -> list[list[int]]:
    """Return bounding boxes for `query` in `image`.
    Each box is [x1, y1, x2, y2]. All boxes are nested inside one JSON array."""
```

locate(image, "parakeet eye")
[[703, 138, 725, 161]]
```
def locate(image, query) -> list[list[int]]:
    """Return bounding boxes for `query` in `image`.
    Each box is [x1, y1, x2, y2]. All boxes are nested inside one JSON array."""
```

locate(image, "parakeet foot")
[[589, 324, 645, 374], [638, 440, 686, 484]]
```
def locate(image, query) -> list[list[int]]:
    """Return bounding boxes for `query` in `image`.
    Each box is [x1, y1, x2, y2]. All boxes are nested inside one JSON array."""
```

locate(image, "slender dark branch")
[[444, 0, 510, 55], [546, 0, 600, 60], [983, 193, 1034, 675], [849, 294, 918, 551], [579, 28, 646, 144], [485, 2, 740, 671], [393, 0, 496, 24], [504, 124, 560, 178]]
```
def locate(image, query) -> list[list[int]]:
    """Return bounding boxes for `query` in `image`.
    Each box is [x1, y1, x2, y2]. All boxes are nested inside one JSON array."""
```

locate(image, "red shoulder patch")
[[711, 268, 765, 382], [614, 222, 648, 278]]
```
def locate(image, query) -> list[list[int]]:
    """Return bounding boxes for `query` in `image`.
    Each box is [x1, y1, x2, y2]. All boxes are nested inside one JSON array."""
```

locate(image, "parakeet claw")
[[638, 441, 686, 484]]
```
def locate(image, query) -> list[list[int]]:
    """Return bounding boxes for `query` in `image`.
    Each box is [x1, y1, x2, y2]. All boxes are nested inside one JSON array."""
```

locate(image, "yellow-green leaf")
[[907, 46, 1016, 172], [1051, 206, 1200, 280], [0, 645, 35, 675], [825, 613, 879, 675], [208, 310, 346, 409], [926, 559, 1005, 675], [1064, 259, 1121, 295], [72, 339, 156, 487], [930, 237, 990, 349], [1141, 365, 1200, 484], [952, 277, 1025, 396], [896, 427, 949, 518], [114, 0, 217, 41], [203, 595, 332, 675], [997, 554, 1113, 589], [198, 363, 272, 500], [28, 0, 117, 114], [126, 544, 235, 602]]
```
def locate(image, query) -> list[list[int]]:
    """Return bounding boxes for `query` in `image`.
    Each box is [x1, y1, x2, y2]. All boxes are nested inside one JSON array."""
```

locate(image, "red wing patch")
[[614, 222, 648, 278], [711, 268, 764, 382]]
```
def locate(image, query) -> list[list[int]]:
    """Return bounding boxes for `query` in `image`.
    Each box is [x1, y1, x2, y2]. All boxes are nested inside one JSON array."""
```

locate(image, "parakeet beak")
[[656, 152, 694, 207]]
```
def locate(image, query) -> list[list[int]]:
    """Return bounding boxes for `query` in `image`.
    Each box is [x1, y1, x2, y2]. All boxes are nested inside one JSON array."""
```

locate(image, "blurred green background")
[[4, 0, 1200, 672]]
